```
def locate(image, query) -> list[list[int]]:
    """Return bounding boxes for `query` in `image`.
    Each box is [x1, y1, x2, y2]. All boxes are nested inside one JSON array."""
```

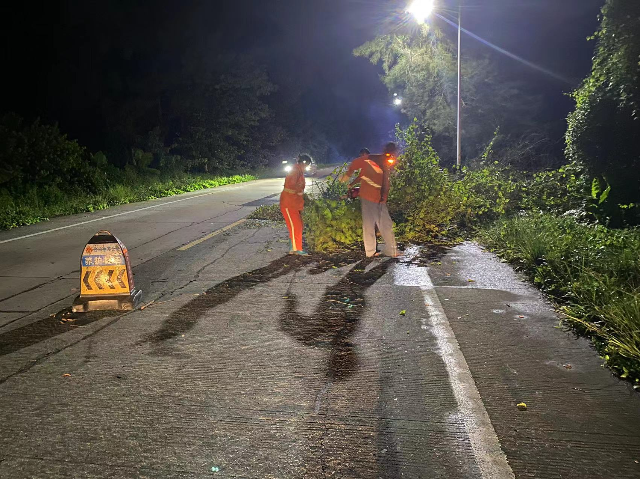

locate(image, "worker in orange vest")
[[340, 142, 399, 258], [280, 154, 311, 255]]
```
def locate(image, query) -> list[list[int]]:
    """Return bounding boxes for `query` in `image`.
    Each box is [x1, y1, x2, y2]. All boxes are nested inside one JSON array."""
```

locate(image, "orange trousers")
[[281, 206, 303, 251]]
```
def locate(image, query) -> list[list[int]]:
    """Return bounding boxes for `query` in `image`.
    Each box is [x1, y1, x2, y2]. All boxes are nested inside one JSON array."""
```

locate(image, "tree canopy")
[[566, 0, 640, 225], [354, 24, 543, 166]]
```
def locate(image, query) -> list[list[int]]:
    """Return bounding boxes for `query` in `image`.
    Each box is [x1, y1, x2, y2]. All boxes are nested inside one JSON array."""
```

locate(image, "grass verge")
[[478, 212, 640, 386], [0, 173, 256, 230]]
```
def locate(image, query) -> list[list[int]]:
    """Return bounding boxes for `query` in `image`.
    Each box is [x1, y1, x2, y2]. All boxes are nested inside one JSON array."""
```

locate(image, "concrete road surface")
[[1, 178, 639, 478]]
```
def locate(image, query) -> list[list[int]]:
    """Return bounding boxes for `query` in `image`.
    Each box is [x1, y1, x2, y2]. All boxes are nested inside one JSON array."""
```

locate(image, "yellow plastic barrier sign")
[[73, 230, 141, 312]]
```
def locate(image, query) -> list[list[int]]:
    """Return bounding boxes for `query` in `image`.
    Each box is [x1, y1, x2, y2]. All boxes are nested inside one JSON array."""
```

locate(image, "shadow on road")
[[279, 258, 393, 381], [140, 255, 313, 346], [0, 252, 368, 359], [140, 253, 369, 349], [0, 309, 113, 357]]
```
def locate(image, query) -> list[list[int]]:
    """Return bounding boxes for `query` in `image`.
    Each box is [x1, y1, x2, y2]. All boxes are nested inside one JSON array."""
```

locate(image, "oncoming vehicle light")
[[284, 165, 293, 173], [306, 165, 311, 171]]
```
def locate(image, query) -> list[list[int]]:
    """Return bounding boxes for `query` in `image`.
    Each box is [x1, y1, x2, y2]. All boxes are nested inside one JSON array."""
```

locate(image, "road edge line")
[[419, 282, 515, 478], [177, 219, 247, 251]]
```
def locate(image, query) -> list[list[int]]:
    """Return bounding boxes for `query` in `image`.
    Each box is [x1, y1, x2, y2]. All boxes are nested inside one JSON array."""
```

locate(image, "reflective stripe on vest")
[[283, 188, 303, 196], [364, 159, 383, 174], [360, 176, 381, 189]]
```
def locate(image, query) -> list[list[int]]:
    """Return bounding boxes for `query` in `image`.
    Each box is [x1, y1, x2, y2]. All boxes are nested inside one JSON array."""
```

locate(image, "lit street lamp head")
[[406, 0, 434, 24], [393, 97, 402, 106]]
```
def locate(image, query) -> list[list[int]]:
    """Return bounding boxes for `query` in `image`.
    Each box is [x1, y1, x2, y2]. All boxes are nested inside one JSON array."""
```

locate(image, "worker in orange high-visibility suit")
[[340, 142, 400, 258], [280, 154, 311, 255]]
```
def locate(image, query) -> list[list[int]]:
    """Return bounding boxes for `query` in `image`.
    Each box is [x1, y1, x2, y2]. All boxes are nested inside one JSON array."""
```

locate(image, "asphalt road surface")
[[1, 177, 639, 478]]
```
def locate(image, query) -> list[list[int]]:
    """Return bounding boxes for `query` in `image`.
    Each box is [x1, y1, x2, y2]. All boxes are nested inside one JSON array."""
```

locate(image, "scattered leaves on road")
[[517, 402, 527, 411], [140, 300, 155, 310], [62, 373, 71, 378], [400, 310, 406, 316]]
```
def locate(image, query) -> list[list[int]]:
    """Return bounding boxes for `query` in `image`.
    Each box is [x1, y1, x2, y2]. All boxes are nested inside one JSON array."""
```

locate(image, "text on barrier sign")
[[80, 239, 132, 296]]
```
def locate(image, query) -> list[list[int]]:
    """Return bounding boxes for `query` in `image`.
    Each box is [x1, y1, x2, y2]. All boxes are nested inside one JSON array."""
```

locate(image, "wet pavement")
[[0, 220, 639, 478], [428, 243, 640, 478]]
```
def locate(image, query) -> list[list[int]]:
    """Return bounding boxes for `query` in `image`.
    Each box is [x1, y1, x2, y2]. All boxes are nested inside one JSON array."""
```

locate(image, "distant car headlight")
[[284, 165, 292, 172], [306, 165, 311, 171]]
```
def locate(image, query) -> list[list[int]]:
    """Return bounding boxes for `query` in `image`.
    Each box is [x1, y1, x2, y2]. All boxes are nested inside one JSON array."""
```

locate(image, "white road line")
[[177, 219, 247, 251], [0, 183, 258, 245], [394, 257, 515, 479]]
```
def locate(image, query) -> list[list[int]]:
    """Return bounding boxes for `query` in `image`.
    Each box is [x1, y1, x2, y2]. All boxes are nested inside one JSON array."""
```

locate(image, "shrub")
[[565, 1, 640, 226], [390, 124, 464, 242], [456, 163, 520, 225], [249, 204, 283, 222], [304, 198, 362, 252], [0, 114, 88, 193], [315, 163, 350, 200]]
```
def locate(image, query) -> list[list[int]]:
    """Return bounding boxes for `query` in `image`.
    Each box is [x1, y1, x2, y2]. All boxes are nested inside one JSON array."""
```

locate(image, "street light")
[[407, 0, 462, 169], [406, 0, 434, 24]]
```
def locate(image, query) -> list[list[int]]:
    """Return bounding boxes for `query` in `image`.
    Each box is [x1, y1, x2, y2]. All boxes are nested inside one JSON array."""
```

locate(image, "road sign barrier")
[[72, 230, 142, 312]]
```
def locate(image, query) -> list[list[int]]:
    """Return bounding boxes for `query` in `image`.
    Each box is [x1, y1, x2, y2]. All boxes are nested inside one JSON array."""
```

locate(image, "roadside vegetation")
[[479, 215, 640, 384], [303, 0, 640, 385], [0, 172, 255, 230], [305, 122, 640, 385], [0, 115, 256, 230]]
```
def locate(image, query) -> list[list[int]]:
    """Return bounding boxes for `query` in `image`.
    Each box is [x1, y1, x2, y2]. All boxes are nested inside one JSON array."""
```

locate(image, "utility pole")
[[456, 2, 462, 169]]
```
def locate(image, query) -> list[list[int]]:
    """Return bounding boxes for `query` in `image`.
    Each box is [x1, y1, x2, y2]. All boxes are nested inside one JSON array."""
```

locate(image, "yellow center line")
[[177, 219, 247, 251]]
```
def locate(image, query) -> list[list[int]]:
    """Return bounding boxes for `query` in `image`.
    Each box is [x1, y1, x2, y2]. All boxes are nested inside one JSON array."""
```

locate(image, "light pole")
[[456, 3, 461, 169], [407, 0, 462, 169]]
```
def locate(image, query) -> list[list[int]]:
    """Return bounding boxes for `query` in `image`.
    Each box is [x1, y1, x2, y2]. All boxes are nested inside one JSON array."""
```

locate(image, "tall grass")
[[479, 213, 640, 384], [0, 173, 256, 230]]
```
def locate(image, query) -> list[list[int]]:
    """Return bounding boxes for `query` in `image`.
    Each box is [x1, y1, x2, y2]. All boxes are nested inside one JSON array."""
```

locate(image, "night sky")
[[1, 0, 604, 157]]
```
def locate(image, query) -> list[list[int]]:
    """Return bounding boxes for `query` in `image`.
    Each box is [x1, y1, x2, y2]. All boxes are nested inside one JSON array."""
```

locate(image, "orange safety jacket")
[[280, 163, 306, 210], [346, 156, 390, 204]]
